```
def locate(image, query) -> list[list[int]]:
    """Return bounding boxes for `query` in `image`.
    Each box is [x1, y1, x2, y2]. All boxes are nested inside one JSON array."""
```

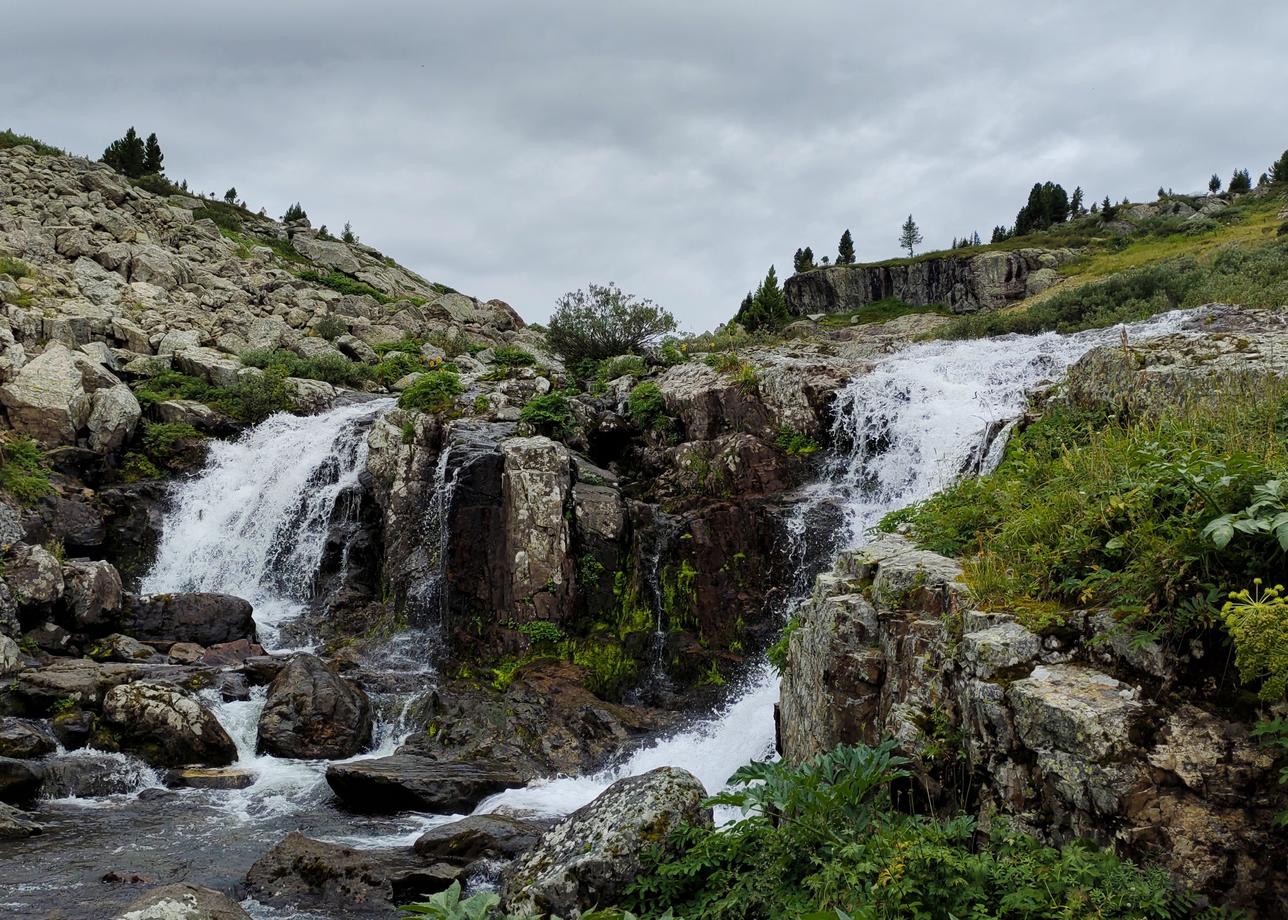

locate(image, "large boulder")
[[87, 383, 142, 452], [175, 346, 242, 388], [0, 718, 58, 759], [291, 234, 362, 274], [112, 592, 256, 646], [502, 767, 712, 917], [0, 343, 91, 444], [5, 543, 65, 608], [245, 831, 456, 916], [0, 756, 43, 803], [100, 681, 237, 767], [62, 558, 124, 629], [326, 753, 524, 814], [256, 653, 372, 759], [413, 814, 544, 865], [110, 883, 250, 920]]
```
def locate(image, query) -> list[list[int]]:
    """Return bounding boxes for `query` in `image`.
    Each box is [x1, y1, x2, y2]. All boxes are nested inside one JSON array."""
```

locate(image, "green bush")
[[222, 369, 296, 423], [598, 354, 649, 382], [240, 347, 369, 387], [0, 128, 65, 156], [427, 330, 486, 358], [547, 283, 677, 363], [296, 269, 396, 304], [373, 351, 427, 386], [191, 204, 244, 233], [313, 314, 348, 341], [775, 426, 820, 456], [626, 382, 667, 431], [0, 256, 32, 279], [399, 368, 463, 415], [132, 371, 215, 407], [140, 422, 205, 470], [882, 384, 1288, 640], [493, 345, 536, 368], [0, 436, 52, 503], [623, 743, 1197, 920], [565, 640, 638, 701], [520, 391, 576, 440]]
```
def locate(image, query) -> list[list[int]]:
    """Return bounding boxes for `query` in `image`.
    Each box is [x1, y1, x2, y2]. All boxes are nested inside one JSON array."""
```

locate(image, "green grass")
[[0, 129, 65, 157], [817, 297, 950, 328], [881, 383, 1288, 643], [132, 369, 295, 423], [0, 256, 32, 280], [0, 436, 53, 503]]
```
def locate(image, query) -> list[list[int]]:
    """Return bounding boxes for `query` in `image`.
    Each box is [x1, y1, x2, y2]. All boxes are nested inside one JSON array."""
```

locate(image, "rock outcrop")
[[503, 766, 712, 918], [779, 533, 1287, 911], [783, 248, 1074, 316]]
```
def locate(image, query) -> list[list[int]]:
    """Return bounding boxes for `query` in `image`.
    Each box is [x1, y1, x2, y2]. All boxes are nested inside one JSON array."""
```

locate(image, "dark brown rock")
[[326, 754, 524, 814], [256, 653, 372, 760], [0, 717, 58, 759], [111, 592, 256, 646], [413, 814, 544, 865]]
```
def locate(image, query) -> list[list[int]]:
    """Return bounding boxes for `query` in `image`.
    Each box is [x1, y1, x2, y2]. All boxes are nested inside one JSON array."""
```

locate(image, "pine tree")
[[1100, 196, 1118, 221], [1208, 173, 1222, 194], [1014, 181, 1070, 235], [1269, 149, 1288, 185], [802, 246, 814, 269], [837, 229, 856, 265], [143, 133, 164, 174], [342, 221, 357, 244], [223, 187, 238, 205], [898, 215, 923, 257], [1229, 169, 1252, 194], [283, 202, 307, 223], [1258, 172, 1270, 187], [950, 237, 958, 250], [972, 231, 981, 246], [1070, 186, 1085, 216], [101, 127, 147, 178], [820, 256, 830, 266]]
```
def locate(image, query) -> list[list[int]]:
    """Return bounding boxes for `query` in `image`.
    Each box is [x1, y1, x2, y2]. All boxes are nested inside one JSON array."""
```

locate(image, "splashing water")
[[482, 309, 1202, 818], [141, 400, 393, 646]]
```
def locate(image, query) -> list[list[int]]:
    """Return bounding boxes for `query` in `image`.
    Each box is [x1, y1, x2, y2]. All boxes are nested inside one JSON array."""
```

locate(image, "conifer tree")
[[1269, 149, 1288, 185], [972, 231, 981, 246], [1070, 186, 1085, 216], [101, 127, 147, 178], [342, 221, 357, 244], [1100, 196, 1117, 221], [224, 187, 238, 205], [1229, 169, 1251, 194], [1208, 173, 1222, 194], [898, 215, 923, 257], [283, 202, 307, 223], [837, 229, 856, 265], [143, 132, 164, 174]]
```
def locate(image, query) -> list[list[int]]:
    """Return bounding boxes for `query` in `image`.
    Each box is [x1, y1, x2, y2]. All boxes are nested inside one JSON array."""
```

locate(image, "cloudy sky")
[[8, 1, 1287, 330]]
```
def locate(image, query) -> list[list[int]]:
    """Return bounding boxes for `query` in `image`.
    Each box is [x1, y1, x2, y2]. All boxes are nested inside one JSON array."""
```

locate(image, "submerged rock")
[[0, 800, 43, 840], [413, 814, 545, 866], [110, 883, 250, 920], [100, 681, 237, 767], [502, 766, 712, 917], [256, 653, 373, 759], [326, 753, 524, 813]]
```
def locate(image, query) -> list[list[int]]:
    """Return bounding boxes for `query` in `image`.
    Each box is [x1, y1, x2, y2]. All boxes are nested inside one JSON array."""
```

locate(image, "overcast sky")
[[7, 2, 1288, 330]]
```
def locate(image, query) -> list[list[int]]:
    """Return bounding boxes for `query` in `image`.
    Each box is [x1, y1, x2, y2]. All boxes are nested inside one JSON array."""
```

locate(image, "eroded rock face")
[[500, 435, 574, 622], [778, 533, 1288, 910], [783, 248, 1074, 317], [111, 883, 250, 920], [100, 681, 237, 767], [502, 766, 712, 918], [256, 653, 372, 759]]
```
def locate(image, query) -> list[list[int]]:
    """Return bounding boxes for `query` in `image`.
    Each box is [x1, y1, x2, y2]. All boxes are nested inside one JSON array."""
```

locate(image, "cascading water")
[[479, 309, 1200, 820]]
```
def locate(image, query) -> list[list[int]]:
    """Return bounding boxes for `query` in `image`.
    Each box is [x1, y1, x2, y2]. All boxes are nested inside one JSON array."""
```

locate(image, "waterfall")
[[142, 399, 393, 646], [481, 309, 1200, 819]]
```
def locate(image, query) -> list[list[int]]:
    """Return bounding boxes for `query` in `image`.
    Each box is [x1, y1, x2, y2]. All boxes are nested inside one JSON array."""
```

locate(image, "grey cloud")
[[5, 0, 1287, 330]]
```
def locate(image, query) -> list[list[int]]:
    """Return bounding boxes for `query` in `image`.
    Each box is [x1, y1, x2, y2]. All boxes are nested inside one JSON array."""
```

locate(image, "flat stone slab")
[[326, 754, 524, 814]]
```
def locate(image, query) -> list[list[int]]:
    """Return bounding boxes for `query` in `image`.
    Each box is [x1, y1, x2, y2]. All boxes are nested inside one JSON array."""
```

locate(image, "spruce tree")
[[143, 132, 164, 174], [1229, 169, 1251, 194], [1269, 149, 1288, 185], [102, 127, 147, 178], [342, 221, 357, 244], [837, 229, 856, 265], [898, 215, 923, 257], [1100, 196, 1117, 221], [1259, 172, 1270, 187], [1070, 186, 1084, 216], [802, 246, 814, 269], [972, 231, 981, 246], [1208, 173, 1222, 194], [755, 265, 788, 327], [283, 202, 307, 223]]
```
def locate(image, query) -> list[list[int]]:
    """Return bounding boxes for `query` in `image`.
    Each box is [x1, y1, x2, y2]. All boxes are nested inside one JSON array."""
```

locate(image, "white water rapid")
[[478, 308, 1199, 820]]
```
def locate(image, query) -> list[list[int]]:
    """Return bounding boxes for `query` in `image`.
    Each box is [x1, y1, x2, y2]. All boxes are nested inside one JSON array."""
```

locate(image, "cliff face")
[[784, 247, 1074, 316], [778, 534, 1287, 913]]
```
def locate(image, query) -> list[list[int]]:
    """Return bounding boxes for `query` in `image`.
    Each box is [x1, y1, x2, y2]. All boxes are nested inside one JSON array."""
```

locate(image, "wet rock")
[[500, 435, 575, 622], [5, 543, 65, 607], [62, 558, 124, 630], [256, 653, 373, 759], [112, 592, 256, 646], [36, 752, 158, 797], [326, 754, 524, 814], [88, 633, 159, 662], [0, 756, 43, 803], [202, 638, 265, 666], [167, 642, 204, 664], [245, 831, 458, 916], [0, 635, 21, 675], [165, 766, 256, 790], [50, 708, 95, 750], [25, 620, 74, 654], [413, 814, 545, 865], [0, 800, 42, 839], [110, 883, 250, 920], [0, 717, 58, 758], [100, 681, 237, 767], [502, 766, 712, 917]]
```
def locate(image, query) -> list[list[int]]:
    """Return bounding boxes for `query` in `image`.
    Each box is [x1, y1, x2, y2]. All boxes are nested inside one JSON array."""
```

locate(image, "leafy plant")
[[626, 382, 667, 431], [240, 347, 369, 387], [1252, 719, 1288, 827], [598, 354, 649, 382], [518, 619, 565, 649], [1220, 580, 1288, 701], [493, 345, 536, 368], [547, 283, 677, 363], [313, 314, 348, 340], [1203, 478, 1288, 551], [775, 426, 819, 457], [0, 436, 52, 503], [0, 255, 32, 279], [766, 616, 802, 672], [399, 882, 499, 919], [373, 351, 429, 386], [520, 391, 575, 440], [399, 368, 463, 415]]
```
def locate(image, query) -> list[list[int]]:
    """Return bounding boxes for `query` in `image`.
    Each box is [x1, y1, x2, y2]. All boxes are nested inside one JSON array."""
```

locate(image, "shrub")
[[623, 743, 1197, 920], [547, 283, 677, 363], [626, 382, 667, 431], [565, 640, 638, 701], [0, 436, 52, 503], [313, 314, 348, 341], [399, 368, 463, 415], [598, 354, 649, 382], [140, 422, 205, 471], [372, 351, 427, 386], [296, 269, 395, 304], [518, 619, 564, 650], [775, 426, 819, 457], [222, 369, 296, 423], [492, 345, 536, 368], [0, 129, 65, 156], [520, 391, 575, 440], [427, 330, 486, 358], [240, 347, 369, 387], [0, 256, 32, 279]]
